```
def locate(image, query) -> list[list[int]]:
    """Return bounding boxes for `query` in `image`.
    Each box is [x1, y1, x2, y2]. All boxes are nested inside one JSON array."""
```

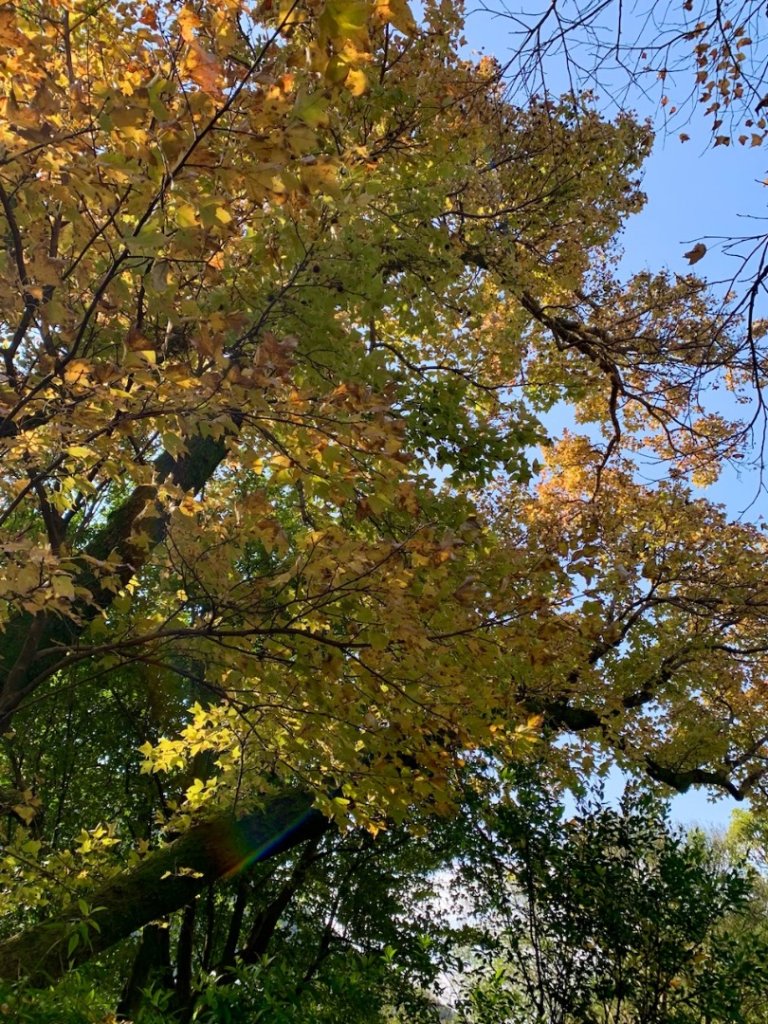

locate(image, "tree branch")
[[0, 791, 329, 986], [0, 427, 238, 730]]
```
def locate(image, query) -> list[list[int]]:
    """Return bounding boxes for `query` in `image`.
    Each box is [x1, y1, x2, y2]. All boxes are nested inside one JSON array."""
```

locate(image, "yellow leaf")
[[52, 575, 76, 600], [178, 6, 202, 42], [62, 360, 92, 384], [375, 0, 417, 34], [13, 804, 36, 825], [345, 67, 368, 95], [124, 348, 157, 368], [176, 203, 198, 229], [178, 495, 198, 516]]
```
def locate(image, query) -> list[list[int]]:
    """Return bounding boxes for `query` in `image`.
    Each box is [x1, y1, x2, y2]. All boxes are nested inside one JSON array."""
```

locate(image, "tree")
[[479, 0, 768, 364], [2, 0, 768, 1010], [0, 783, 474, 1022], [452, 780, 768, 1024]]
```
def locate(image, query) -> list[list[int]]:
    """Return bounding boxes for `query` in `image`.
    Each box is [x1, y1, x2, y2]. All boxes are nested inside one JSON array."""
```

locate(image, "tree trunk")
[[0, 430, 235, 730], [115, 922, 173, 1021], [173, 901, 196, 1022], [0, 791, 329, 986], [240, 830, 322, 964]]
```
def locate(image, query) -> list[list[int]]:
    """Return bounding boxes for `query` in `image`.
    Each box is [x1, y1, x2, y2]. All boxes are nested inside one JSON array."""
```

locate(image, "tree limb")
[[0, 428, 237, 730], [0, 791, 329, 986]]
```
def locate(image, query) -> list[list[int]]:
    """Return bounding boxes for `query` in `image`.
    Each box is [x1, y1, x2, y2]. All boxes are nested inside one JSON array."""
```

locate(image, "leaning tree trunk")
[[0, 791, 329, 986]]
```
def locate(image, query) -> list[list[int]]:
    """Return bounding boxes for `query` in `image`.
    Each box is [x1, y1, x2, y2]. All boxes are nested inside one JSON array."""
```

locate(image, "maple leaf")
[[185, 39, 224, 95]]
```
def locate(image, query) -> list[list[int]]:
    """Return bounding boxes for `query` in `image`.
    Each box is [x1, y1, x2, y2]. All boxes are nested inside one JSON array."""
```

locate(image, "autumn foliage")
[[0, 0, 767, 1006]]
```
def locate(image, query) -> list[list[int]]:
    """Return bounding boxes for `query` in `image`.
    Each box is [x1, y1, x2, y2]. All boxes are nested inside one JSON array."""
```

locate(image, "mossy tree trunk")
[[0, 791, 328, 986]]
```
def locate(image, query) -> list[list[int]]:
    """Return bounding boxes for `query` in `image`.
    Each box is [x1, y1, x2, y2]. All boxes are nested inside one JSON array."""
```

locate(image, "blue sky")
[[457, 3, 768, 829]]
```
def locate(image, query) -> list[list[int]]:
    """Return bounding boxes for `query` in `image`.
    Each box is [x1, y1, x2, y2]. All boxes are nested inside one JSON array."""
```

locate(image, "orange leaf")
[[140, 5, 158, 28], [186, 39, 223, 95]]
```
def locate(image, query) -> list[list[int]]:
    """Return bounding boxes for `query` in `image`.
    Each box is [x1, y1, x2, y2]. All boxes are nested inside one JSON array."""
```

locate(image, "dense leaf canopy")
[[1, 0, 768, 1012]]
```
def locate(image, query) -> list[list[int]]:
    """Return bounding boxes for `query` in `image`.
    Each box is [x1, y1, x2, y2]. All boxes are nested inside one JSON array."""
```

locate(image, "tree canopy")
[[2, 0, 768, 1015], [451, 779, 768, 1024]]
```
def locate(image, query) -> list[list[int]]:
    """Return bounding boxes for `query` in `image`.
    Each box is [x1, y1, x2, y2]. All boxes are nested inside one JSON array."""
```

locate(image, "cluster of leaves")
[[3, 0, 768, 1014], [452, 776, 768, 1024], [2, 771, 768, 1024]]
